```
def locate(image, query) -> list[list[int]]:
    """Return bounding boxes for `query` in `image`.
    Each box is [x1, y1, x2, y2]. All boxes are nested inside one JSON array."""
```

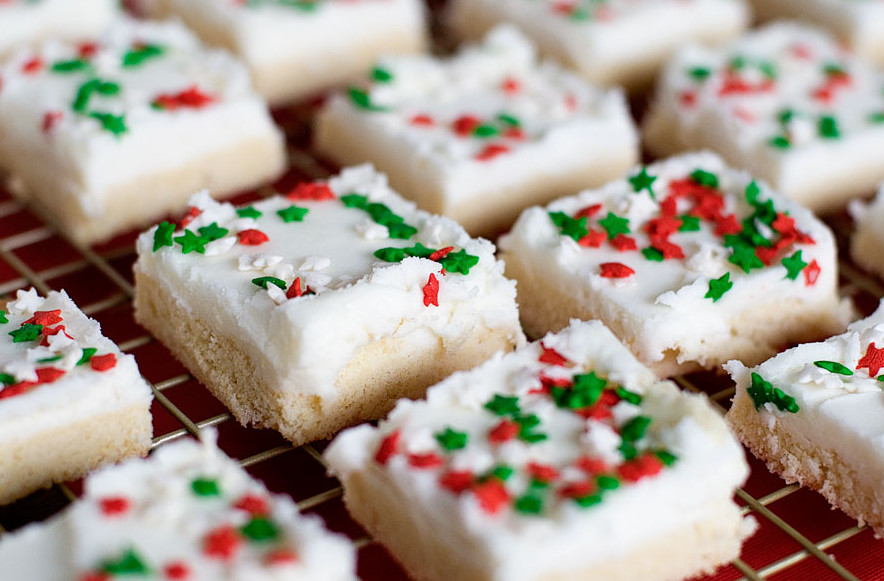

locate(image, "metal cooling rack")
[[2, 5, 884, 578]]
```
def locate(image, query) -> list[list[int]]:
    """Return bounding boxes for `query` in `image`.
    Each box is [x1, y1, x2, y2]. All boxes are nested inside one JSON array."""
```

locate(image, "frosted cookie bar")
[[144, 0, 428, 105], [314, 26, 638, 236], [0, 18, 285, 245], [0, 0, 116, 59], [0, 430, 358, 581], [644, 22, 884, 213], [849, 184, 884, 280], [134, 165, 524, 446], [726, 302, 884, 536], [326, 320, 753, 581], [499, 152, 851, 377], [447, 0, 750, 90], [749, 0, 884, 67], [0, 289, 152, 505]]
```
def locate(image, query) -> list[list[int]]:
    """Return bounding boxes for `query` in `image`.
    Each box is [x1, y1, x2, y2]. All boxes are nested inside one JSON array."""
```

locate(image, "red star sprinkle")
[[90, 353, 117, 372], [152, 86, 216, 110], [574, 204, 602, 219], [617, 454, 664, 482], [804, 259, 820, 286], [475, 143, 509, 161], [678, 90, 697, 107], [578, 229, 605, 248], [80, 572, 110, 581], [452, 115, 481, 136], [181, 206, 202, 227], [265, 550, 299, 565], [526, 462, 560, 483], [714, 215, 742, 236], [610, 234, 637, 252], [287, 182, 334, 201], [501, 77, 521, 94], [575, 456, 609, 475], [599, 262, 634, 278], [488, 419, 520, 444], [24, 310, 63, 326], [407, 452, 444, 469], [439, 470, 474, 494], [858, 343, 884, 377], [36, 367, 65, 383], [234, 494, 269, 516], [538, 345, 568, 366], [422, 273, 440, 307], [472, 479, 510, 514], [236, 229, 269, 246], [503, 126, 525, 140], [163, 562, 191, 580], [42, 111, 63, 133], [78, 42, 99, 58], [99, 496, 131, 516], [409, 113, 434, 126], [374, 430, 401, 465], [203, 526, 242, 560], [22, 56, 43, 74], [558, 481, 596, 499], [285, 277, 307, 299]]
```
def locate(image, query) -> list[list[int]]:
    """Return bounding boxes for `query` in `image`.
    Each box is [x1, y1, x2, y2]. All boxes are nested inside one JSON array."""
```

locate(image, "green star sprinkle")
[[615, 386, 643, 405], [768, 135, 791, 149], [628, 167, 656, 197], [548, 211, 588, 242], [678, 215, 701, 232], [782, 250, 807, 280], [252, 276, 287, 290], [9, 323, 42, 343], [687, 66, 711, 81], [191, 477, 220, 497], [0, 311, 7, 324], [747, 372, 799, 413], [0, 373, 15, 386], [277, 205, 309, 223], [641, 247, 664, 262], [620, 415, 652, 442], [122, 44, 164, 68], [370, 67, 393, 83], [484, 394, 521, 416], [438, 249, 479, 275], [347, 87, 386, 112], [598, 212, 630, 239], [197, 222, 228, 242], [819, 115, 840, 139], [51, 59, 91, 73], [690, 169, 718, 188], [705, 272, 733, 302], [153, 221, 175, 251], [514, 494, 544, 515], [240, 517, 279, 542], [237, 206, 262, 219], [727, 240, 763, 273], [174, 229, 209, 254], [88, 111, 127, 136], [516, 413, 547, 444], [814, 361, 853, 376], [435, 427, 469, 451], [101, 549, 151, 575], [489, 464, 514, 481], [655, 450, 678, 466]]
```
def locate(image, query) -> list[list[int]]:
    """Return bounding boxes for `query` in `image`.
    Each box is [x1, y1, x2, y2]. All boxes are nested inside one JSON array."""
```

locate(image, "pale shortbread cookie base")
[[749, 0, 884, 67], [727, 387, 884, 537], [5, 133, 284, 245], [849, 186, 884, 280], [135, 255, 515, 446], [146, 0, 427, 105], [0, 403, 151, 505], [642, 23, 884, 214], [341, 468, 747, 581], [316, 110, 636, 237], [446, 0, 749, 91], [502, 249, 849, 378]]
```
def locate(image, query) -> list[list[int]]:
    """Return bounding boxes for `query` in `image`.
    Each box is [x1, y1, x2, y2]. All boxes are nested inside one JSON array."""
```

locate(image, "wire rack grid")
[[2, 11, 884, 580]]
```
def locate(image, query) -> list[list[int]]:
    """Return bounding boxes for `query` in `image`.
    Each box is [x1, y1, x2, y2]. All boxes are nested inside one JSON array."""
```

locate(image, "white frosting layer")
[[644, 22, 884, 206], [499, 151, 849, 368], [0, 17, 283, 216], [134, 165, 524, 402], [326, 320, 749, 581], [316, 26, 638, 208], [0, 0, 116, 58], [0, 430, 357, 581], [0, 289, 152, 443], [447, 0, 750, 87]]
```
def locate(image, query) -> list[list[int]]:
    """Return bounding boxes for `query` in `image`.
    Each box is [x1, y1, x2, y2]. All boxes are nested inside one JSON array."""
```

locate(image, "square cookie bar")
[[749, 0, 884, 66], [849, 183, 884, 280], [726, 301, 884, 536], [325, 320, 753, 581], [446, 0, 750, 90], [644, 22, 884, 213], [134, 165, 524, 446], [314, 26, 638, 237], [499, 152, 851, 377], [0, 429, 358, 581], [0, 0, 116, 59], [144, 0, 428, 105], [0, 288, 153, 504], [0, 18, 285, 245]]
